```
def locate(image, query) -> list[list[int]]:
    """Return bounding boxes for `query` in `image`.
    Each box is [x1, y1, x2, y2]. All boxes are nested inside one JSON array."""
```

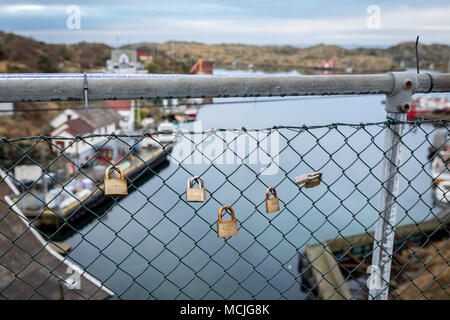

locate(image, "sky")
[[0, 0, 449, 47]]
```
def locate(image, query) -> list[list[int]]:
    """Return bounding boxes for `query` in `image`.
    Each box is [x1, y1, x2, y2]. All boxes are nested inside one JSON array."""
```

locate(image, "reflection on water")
[[63, 69, 440, 299]]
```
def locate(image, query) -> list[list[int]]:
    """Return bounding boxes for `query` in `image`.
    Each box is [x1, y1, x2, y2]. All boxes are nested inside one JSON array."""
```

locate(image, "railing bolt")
[[399, 103, 410, 112], [404, 79, 413, 90]]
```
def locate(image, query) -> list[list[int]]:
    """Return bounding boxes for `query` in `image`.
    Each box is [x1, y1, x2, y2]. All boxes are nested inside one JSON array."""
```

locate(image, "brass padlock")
[[295, 172, 322, 188], [265, 187, 280, 213], [444, 153, 450, 163], [186, 176, 207, 202], [104, 166, 128, 197], [217, 205, 238, 238]]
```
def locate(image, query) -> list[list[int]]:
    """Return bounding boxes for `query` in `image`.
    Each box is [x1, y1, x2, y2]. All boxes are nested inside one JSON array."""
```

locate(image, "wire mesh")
[[0, 119, 448, 300]]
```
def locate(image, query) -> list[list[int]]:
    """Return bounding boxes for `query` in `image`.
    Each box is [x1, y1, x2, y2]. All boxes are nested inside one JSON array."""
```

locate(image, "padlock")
[[265, 187, 280, 213], [217, 205, 238, 238], [104, 166, 128, 197], [444, 153, 450, 163], [186, 176, 207, 202], [295, 172, 322, 188]]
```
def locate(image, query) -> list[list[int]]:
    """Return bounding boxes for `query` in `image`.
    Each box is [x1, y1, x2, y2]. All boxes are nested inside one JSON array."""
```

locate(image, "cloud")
[[0, 4, 68, 16], [3, 4, 44, 13], [4, 2, 450, 46]]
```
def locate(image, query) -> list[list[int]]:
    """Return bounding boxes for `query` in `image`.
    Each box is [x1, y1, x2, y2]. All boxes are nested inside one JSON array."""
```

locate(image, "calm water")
[[63, 69, 441, 299]]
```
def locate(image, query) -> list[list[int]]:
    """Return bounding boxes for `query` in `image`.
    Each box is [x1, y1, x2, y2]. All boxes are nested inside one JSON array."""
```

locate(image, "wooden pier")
[[25, 146, 172, 228], [301, 207, 450, 300]]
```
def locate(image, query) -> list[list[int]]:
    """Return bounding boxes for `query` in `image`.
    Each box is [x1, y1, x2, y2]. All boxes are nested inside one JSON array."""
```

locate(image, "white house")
[[50, 104, 122, 169], [106, 49, 146, 73], [105, 99, 136, 132], [0, 102, 13, 117]]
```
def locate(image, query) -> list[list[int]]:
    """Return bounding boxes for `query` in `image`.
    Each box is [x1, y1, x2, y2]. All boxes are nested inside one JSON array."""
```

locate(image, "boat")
[[431, 149, 450, 186], [142, 121, 178, 148], [433, 180, 450, 205], [59, 188, 92, 209], [44, 184, 93, 211], [171, 106, 198, 123], [184, 106, 198, 119], [320, 57, 337, 70], [156, 121, 177, 143], [140, 120, 178, 148], [407, 96, 450, 121]]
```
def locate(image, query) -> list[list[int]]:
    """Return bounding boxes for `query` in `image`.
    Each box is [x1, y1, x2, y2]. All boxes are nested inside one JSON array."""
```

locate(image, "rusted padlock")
[[104, 166, 128, 197], [217, 205, 238, 238], [295, 172, 322, 188], [186, 176, 207, 202], [265, 187, 280, 213]]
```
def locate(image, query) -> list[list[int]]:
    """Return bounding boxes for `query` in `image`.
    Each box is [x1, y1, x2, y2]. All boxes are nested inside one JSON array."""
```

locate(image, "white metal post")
[[128, 99, 135, 132], [369, 72, 417, 300]]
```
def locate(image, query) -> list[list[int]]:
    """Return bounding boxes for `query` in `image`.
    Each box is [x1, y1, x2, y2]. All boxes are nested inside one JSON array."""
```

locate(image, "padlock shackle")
[[187, 176, 204, 189], [218, 205, 236, 222], [310, 172, 322, 180], [105, 165, 125, 180], [265, 187, 277, 199], [295, 171, 322, 186]]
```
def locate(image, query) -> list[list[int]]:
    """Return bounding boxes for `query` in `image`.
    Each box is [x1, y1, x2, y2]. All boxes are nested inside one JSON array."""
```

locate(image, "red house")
[[136, 46, 153, 62]]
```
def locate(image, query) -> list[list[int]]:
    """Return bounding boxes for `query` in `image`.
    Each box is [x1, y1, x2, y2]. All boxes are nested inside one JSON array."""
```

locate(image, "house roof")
[[105, 100, 132, 111], [73, 101, 122, 128], [136, 46, 151, 53], [64, 118, 94, 136]]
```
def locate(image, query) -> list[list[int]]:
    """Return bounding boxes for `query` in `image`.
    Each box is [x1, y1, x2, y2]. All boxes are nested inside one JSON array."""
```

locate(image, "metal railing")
[[0, 72, 449, 300], [0, 72, 449, 102]]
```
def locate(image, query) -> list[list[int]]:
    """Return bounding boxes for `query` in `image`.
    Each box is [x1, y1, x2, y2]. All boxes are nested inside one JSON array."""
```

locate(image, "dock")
[[0, 182, 114, 299], [411, 112, 450, 121], [60, 146, 172, 220], [20, 146, 172, 228], [300, 206, 450, 300], [49, 242, 72, 256], [304, 244, 352, 300]]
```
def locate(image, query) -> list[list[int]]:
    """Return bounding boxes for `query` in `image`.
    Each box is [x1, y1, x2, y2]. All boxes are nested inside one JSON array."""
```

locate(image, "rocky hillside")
[[0, 31, 111, 73], [0, 31, 190, 75], [353, 42, 450, 72], [1, 31, 447, 74], [125, 41, 450, 74], [0, 32, 115, 143], [0, 31, 188, 141]]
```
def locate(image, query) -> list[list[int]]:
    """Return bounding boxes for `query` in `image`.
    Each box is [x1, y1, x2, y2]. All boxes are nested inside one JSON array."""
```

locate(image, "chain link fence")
[[0, 117, 448, 300]]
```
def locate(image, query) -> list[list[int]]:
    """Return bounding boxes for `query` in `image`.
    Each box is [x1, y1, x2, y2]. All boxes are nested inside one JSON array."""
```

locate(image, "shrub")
[[147, 61, 160, 73], [37, 54, 57, 73]]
